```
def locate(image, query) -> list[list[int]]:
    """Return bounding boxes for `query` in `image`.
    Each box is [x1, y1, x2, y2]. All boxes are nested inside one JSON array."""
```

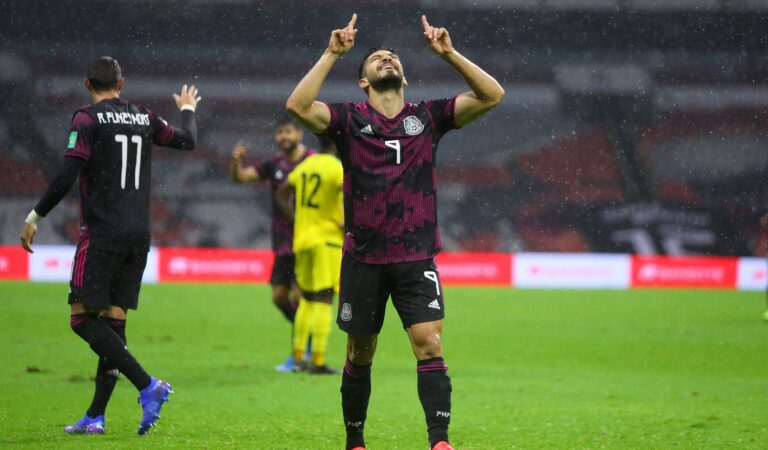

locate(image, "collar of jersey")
[[365, 100, 408, 121]]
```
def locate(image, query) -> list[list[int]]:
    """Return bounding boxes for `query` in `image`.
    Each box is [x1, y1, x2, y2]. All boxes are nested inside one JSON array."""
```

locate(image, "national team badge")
[[340, 303, 352, 321], [403, 115, 424, 136]]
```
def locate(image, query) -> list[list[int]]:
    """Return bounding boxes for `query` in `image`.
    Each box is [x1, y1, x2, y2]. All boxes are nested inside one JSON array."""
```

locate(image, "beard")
[[278, 140, 298, 152], [369, 71, 404, 92]]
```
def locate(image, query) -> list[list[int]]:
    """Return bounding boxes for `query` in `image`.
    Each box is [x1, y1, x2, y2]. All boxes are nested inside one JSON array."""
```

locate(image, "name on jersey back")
[[95, 111, 151, 126]]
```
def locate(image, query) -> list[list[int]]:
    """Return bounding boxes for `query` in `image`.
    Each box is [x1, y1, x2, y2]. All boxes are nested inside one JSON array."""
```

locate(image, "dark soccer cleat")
[[308, 364, 341, 375], [63, 414, 105, 435], [137, 378, 173, 435], [292, 359, 310, 373], [431, 441, 455, 450]]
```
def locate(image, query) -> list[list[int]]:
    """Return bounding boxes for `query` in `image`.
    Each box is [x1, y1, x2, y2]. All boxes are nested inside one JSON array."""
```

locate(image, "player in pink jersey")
[[286, 14, 504, 450]]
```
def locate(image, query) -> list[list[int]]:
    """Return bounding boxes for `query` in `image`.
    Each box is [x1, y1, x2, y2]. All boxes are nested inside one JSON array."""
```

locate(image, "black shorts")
[[270, 254, 296, 288], [68, 241, 148, 311], [337, 253, 445, 335]]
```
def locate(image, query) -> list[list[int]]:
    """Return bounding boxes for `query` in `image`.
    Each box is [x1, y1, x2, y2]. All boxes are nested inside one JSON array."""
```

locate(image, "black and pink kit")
[[324, 97, 458, 265], [324, 97, 458, 333], [33, 98, 196, 309]]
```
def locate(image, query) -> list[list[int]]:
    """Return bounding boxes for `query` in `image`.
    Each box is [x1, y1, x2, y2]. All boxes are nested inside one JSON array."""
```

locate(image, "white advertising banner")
[[514, 253, 631, 289], [29, 245, 76, 282], [737, 257, 768, 291], [28, 245, 159, 283]]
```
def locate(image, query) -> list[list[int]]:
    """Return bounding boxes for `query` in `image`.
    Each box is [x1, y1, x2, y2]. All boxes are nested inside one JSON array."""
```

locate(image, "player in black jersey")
[[19, 57, 200, 436]]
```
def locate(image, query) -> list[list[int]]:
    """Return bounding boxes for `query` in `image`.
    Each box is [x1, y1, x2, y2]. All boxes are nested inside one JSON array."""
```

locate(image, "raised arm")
[[229, 140, 260, 184], [421, 15, 505, 128], [286, 14, 358, 134], [154, 84, 202, 150]]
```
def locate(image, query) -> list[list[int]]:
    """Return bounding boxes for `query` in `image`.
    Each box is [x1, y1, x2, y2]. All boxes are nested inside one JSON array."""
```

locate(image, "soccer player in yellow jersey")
[[276, 136, 344, 374]]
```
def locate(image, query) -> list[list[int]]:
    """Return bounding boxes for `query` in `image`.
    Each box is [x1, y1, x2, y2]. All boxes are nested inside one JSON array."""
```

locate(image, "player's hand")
[[421, 15, 454, 56], [232, 140, 249, 160], [173, 84, 202, 111], [328, 14, 358, 56], [20, 223, 37, 254]]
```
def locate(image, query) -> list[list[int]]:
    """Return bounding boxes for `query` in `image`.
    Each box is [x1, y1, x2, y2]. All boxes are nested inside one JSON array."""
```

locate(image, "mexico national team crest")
[[403, 115, 424, 136], [340, 303, 352, 321]]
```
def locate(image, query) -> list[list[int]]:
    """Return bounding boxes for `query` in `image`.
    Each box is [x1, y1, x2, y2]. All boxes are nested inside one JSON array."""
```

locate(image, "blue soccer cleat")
[[137, 378, 173, 435], [275, 355, 295, 372], [63, 413, 105, 435]]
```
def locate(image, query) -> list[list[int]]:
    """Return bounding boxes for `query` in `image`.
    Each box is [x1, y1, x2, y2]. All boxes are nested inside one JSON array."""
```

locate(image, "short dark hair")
[[358, 46, 397, 79], [275, 114, 301, 130], [87, 56, 122, 92]]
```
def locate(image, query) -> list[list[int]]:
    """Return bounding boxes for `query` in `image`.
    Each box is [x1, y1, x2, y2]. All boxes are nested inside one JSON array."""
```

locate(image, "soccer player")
[[229, 117, 316, 371], [275, 135, 343, 375], [286, 13, 504, 450], [19, 56, 200, 435]]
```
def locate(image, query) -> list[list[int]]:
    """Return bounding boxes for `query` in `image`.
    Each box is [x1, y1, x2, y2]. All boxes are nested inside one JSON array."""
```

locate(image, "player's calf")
[[341, 357, 372, 450], [408, 321, 452, 448], [417, 357, 452, 448]]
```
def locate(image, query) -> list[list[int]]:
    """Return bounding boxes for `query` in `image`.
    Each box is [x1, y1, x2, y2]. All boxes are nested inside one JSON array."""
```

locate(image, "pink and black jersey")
[[253, 148, 316, 256], [64, 98, 195, 252], [324, 97, 458, 264]]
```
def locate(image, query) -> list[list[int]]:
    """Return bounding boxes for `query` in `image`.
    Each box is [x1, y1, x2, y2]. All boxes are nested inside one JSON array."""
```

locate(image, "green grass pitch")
[[1, 281, 767, 449]]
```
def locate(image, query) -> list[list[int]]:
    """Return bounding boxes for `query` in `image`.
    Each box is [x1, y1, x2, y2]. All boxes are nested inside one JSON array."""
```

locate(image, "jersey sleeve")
[[63, 111, 96, 162], [149, 110, 176, 145], [425, 96, 459, 134], [254, 156, 275, 181], [323, 103, 351, 138]]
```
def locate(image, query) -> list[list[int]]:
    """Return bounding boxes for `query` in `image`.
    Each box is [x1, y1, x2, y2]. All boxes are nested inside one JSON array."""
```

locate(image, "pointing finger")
[[421, 14, 430, 32], [348, 13, 357, 29]]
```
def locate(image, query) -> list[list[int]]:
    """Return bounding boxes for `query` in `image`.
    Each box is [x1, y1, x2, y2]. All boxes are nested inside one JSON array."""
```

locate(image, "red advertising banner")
[[0, 246, 29, 280], [158, 247, 273, 283], [435, 252, 512, 286], [631, 256, 738, 289]]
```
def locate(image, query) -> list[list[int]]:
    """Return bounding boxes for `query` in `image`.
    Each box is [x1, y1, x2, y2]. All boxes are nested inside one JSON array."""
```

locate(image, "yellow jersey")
[[287, 153, 344, 252]]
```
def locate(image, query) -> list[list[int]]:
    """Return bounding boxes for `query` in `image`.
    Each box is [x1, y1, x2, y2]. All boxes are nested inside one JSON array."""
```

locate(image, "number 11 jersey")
[[323, 97, 458, 265], [65, 98, 187, 252]]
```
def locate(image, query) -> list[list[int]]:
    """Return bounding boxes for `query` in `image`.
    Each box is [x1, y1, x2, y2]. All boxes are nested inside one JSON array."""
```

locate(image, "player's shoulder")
[[416, 97, 454, 109], [71, 108, 97, 125]]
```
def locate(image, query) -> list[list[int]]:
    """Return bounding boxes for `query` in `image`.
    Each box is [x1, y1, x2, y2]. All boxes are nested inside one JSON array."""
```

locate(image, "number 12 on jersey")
[[385, 139, 401, 164], [115, 134, 143, 190]]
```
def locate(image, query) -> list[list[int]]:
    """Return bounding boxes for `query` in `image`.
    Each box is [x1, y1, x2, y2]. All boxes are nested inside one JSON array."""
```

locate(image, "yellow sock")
[[309, 301, 333, 367], [293, 298, 312, 361]]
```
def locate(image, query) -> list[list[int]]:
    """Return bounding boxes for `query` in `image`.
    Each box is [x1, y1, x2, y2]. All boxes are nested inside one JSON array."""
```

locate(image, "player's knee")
[[411, 333, 443, 360], [100, 306, 127, 320], [272, 291, 289, 305], [347, 336, 377, 365]]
